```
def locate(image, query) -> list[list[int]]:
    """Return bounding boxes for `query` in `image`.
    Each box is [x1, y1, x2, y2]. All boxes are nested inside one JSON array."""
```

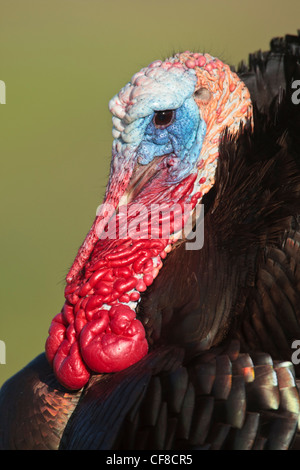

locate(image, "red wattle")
[[45, 312, 67, 364], [45, 173, 198, 390], [53, 340, 91, 390], [80, 305, 148, 373]]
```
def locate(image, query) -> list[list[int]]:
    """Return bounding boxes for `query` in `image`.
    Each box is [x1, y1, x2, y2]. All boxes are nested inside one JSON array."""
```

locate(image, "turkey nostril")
[[167, 158, 176, 167], [164, 154, 179, 169]]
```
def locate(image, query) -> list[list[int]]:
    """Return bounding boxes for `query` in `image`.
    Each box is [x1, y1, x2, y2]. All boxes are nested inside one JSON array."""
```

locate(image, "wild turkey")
[[0, 31, 300, 451]]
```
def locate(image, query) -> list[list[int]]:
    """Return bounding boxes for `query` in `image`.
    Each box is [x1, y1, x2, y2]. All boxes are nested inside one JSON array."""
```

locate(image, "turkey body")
[[1, 32, 300, 450]]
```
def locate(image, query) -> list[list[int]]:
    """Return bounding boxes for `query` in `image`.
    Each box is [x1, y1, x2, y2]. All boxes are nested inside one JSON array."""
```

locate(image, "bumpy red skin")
[[80, 305, 148, 373], [46, 304, 148, 389], [46, 172, 197, 390], [45, 233, 169, 389]]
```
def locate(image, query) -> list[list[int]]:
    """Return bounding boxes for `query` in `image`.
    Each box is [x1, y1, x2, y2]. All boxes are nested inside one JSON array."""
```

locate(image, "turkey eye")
[[153, 110, 175, 128]]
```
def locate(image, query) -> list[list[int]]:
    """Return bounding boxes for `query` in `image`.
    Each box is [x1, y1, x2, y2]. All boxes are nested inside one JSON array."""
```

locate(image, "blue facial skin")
[[136, 97, 206, 182]]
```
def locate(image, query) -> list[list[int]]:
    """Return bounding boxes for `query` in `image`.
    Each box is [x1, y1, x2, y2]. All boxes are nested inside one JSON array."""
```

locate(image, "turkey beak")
[[120, 155, 166, 204]]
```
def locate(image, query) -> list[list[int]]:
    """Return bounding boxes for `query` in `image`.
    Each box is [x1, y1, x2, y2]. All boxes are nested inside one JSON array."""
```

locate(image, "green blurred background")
[[0, 0, 299, 386]]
